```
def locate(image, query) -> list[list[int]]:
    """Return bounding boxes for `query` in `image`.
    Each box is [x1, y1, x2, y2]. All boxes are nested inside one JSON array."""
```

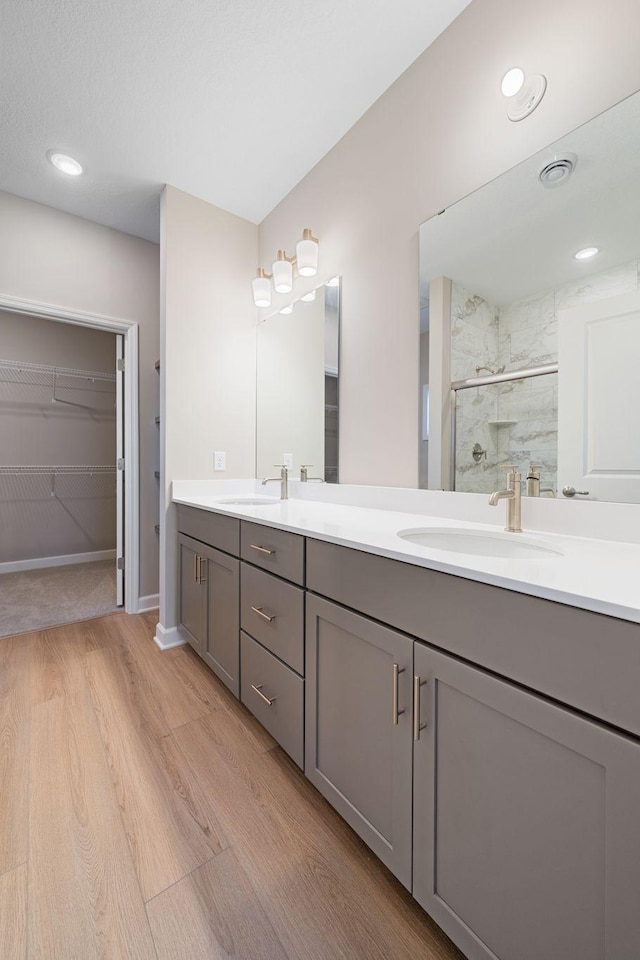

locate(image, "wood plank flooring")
[[0, 611, 465, 960]]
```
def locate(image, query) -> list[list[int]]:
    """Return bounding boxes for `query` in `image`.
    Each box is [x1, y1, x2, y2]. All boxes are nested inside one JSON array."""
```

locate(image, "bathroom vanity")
[[173, 489, 640, 960]]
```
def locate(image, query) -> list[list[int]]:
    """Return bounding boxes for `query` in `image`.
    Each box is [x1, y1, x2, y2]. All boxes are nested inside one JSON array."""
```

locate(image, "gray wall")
[[0, 310, 117, 563]]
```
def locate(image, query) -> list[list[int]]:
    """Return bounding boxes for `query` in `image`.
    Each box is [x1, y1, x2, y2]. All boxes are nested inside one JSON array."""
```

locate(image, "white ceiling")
[[419, 88, 640, 319], [0, 0, 472, 242]]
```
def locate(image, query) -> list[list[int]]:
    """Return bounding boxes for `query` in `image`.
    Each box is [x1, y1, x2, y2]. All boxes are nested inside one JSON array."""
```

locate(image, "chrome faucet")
[[262, 464, 289, 499], [300, 464, 324, 483], [489, 466, 522, 532]]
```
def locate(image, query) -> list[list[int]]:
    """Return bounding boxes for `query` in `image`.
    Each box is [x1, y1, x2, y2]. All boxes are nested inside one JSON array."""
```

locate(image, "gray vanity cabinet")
[[202, 544, 240, 696], [305, 594, 414, 889], [178, 533, 206, 655], [412, 642, 640, 960], [177, 529, 239, 695]]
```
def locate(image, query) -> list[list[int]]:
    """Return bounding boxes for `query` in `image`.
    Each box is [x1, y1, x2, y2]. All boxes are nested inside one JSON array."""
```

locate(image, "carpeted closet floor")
[[0, 559, 118, 638]]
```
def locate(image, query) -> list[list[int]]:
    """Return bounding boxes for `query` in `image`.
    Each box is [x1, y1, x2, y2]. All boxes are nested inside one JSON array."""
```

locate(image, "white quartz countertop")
[[172, 487, 640, 625]]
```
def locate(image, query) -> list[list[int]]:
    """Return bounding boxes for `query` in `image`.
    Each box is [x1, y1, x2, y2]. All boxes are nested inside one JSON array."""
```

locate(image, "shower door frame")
[[449, 363, 558, 490], [0, 293, 140, 614]]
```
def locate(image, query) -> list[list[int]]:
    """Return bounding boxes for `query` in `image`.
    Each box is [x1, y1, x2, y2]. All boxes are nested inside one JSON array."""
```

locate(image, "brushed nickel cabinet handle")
[[250, 605, 276, 622], [193, 553, 198, 582], [392, 663, 405, 725], [251, 683, 276, 706], [198, 557, 207, 583], [250, 544, 275, 556], [413, 675, 428, 741]]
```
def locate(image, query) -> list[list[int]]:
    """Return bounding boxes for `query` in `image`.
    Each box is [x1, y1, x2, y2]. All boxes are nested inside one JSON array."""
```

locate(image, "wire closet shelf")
[[0, 358, 117, 385]]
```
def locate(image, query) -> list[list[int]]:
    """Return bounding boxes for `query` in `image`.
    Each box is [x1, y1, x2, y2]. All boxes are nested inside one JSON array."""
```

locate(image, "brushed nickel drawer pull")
[[198, 557, 207, 583], [193, 553, 198, 582], [250, 544, 275, 556], [413, 675, 428, 741], [250, 605, 276, 622], [392, 662, 406, 725], [251, 683, 276, 706]]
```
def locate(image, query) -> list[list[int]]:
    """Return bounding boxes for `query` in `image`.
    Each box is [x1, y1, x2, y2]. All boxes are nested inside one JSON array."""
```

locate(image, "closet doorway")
[[0, 296, 139, 636]]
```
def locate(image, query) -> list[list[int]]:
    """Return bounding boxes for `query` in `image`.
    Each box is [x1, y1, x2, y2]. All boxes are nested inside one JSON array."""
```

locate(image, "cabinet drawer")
[[177, 504, 239, 556], [241, 631, 304, 768], [240, 564, 304, 675], [307, 538, 640, 738], [241, 521, 304, 584]]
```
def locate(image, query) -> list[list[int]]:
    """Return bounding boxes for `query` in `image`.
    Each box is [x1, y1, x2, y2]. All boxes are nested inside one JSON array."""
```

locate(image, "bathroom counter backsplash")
[[172, 480, 640, 625]]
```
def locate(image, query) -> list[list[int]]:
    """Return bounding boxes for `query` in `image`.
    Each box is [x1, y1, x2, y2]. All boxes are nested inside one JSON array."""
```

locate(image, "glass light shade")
[[301, 289, 316, 302], [252, 275, 271, 307], [280, 304, 293, 314], [325, 276, 340, 287], [272, 255, 293, 293], [501, 67, 525, 98], [296, 236, 319, 277]]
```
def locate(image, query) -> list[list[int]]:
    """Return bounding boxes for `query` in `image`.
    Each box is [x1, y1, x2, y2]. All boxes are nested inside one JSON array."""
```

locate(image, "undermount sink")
[[216, 497, 280, 506], [398, 527, 563, 560]]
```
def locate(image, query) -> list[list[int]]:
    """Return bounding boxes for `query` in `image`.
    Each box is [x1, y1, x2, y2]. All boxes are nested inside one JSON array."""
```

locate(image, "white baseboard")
[[0, 549, 116, 576], [137, 594, 159, 613], [154, 623, 186, 651]]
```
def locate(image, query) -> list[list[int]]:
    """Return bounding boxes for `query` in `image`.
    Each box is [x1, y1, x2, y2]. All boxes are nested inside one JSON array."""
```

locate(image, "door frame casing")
[[0, 293, 140, 613]]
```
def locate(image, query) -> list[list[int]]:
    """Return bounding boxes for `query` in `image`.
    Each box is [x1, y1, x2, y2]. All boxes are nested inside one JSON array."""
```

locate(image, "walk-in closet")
[[0, 309, 121, 636]]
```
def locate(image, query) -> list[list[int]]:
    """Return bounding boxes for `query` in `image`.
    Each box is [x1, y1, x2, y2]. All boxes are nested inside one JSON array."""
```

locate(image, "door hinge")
[[117, 458, 125, 470], [117, 358, 125, 372], [117, 557, 125, 571]]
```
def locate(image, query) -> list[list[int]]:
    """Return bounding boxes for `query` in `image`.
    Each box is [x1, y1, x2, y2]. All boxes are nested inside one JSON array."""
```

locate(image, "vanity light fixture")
[[251, 229, 320, 307], [574, 246, 599, 260], [296, 228, 319, 277], [272, 250, 294, 294], [500, 67, 547, 122], [301, 289, 317, 302], [47, 150, 83, 176], [252, 268, 272, 308]]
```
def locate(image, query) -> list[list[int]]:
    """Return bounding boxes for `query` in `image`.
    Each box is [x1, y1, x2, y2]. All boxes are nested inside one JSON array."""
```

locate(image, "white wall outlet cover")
[[283, 453, 293, 468], [214, 451, 226, 471]]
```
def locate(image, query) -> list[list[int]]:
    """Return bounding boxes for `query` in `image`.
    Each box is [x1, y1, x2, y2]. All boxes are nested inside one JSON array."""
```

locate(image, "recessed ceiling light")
[[47, 151, 83, 176], [501, 67, 525, 98], [574, 247, 599, 260]]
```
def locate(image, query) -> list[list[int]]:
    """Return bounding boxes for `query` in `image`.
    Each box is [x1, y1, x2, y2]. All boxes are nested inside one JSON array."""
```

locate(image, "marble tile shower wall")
[[451, 260, 640, 494], [450, 284, 500, 493]]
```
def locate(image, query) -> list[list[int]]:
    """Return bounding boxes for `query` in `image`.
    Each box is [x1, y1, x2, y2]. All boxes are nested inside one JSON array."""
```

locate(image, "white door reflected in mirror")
[[558, 291, 640, 503]]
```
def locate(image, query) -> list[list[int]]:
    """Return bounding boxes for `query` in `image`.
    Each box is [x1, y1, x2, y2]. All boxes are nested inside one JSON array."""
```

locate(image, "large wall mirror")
[[256, 278, 340, 482], [420, 89, 640, 504]]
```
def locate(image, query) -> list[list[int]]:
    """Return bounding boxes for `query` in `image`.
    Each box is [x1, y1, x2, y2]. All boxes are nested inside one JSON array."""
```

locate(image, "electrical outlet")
[[283, 453, 293, 469], [214, 451, 226, 471]]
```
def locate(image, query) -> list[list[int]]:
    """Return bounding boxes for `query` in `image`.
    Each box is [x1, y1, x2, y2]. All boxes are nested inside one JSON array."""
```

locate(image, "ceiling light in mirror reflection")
[[47, 150, 83, 176], [301, 289, 316, 302], [574, 247, 599, 260]]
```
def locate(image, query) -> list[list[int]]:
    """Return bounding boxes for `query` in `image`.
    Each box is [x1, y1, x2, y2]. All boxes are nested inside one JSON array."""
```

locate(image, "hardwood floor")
[[0, 611, 465, 960]]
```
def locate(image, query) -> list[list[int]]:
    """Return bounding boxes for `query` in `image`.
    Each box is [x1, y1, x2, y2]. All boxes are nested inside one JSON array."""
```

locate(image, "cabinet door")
[[305, 595, 413, 888], [178, 534, 206, 655], [413, 643, 640, 960], [201, 544, 240, 697]]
